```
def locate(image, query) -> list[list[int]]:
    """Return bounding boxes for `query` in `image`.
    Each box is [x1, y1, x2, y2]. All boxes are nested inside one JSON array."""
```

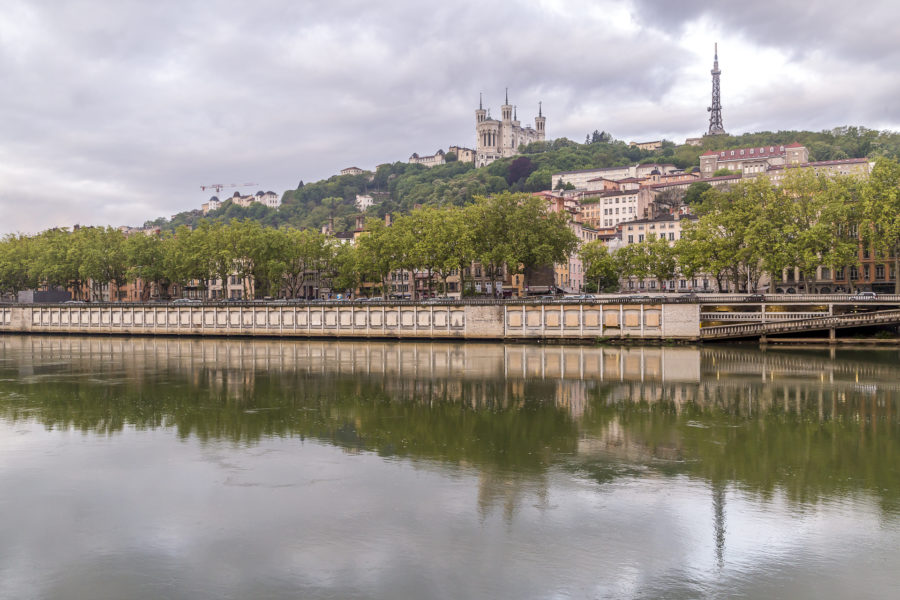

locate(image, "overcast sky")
[[2, 0, 899, 234]]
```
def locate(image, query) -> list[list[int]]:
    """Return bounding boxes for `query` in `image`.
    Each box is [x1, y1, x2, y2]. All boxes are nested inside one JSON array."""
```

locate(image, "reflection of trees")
[[1, 336, 899, 511]]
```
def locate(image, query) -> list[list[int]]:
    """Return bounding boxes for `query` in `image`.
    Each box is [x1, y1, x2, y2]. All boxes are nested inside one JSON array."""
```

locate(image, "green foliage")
[[683, 181, 712, 205], [141, 126, 899, 235], [860, 158, 900, 293], [579, 241, 619, 292], [713, 168, 738, 177]]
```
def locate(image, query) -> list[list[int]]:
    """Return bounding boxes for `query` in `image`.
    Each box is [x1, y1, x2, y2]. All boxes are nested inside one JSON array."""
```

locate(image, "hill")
[[144, 126, 900, 233]]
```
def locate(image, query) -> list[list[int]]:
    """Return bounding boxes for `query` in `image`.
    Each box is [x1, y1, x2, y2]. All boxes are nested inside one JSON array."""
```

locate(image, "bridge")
[[701, 308, 900, 340]]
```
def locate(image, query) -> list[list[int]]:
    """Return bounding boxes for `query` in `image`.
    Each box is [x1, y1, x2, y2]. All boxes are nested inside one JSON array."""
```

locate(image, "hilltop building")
[[408, 145, 476, 168], [202, 191, 280, 214], [475, 91, 546, 167], [551, 163, 679, 189], [355, 191, 390, 211], [700, 144, 809, 176], [629, 140, 663, 151]]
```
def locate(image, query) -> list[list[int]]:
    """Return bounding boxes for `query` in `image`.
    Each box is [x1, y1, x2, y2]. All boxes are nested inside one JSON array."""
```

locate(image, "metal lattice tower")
[[707, 43, 726, 135]]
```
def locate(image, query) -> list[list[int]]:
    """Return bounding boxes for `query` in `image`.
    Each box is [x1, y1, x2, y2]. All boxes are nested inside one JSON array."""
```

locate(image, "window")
[[876, 265, 885, 280], [638, 234, 644, 242], [850, 266, 859, 280], [627, 235, 633, 243], [669, 232, 675, 241], [835, 267, 845, 280], [864, 265, 870, 280], [679, 279, 686, 289]]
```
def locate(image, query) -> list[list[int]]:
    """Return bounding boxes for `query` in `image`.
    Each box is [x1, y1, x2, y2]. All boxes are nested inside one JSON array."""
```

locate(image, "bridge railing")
[[701, 309, 900, 339]]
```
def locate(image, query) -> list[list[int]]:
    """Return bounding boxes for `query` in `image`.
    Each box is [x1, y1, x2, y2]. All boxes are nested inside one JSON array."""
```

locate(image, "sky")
[[1, 0, 899, 234]]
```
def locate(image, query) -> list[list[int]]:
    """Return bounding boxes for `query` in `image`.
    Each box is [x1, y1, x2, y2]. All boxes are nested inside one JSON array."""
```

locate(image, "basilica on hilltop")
[[475, 90, 546, 167]]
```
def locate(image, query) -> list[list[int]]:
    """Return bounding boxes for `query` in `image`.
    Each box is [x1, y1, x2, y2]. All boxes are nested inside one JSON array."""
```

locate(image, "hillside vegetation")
[[145, 126, 900, 233]]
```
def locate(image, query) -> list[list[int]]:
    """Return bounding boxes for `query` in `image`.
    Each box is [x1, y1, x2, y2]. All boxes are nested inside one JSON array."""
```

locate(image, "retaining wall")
[[0, 303, 700, 341]]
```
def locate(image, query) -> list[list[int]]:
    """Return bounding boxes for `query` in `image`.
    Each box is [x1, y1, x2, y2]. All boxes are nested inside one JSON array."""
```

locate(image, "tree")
[[70, 227, 128, 301], [645, 236, 678, 290], [778, 170, 860, 293], [579, 241, 619, 292], [0, 234, 33, 296], [861, 158, 900, 293], [468, 192, 578, 293], [125, 232, 170, 300], [507, 156, 536, 186], [684, 181, 712, 205], [614, 243, 650, 288]]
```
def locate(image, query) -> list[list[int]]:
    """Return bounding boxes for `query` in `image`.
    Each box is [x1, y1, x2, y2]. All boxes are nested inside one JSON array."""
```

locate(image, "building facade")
[[700, 143, 809, 176]]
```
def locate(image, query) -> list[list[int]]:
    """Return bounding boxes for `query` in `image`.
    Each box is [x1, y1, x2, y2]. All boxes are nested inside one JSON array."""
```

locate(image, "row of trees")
[[580, 159, 900, 294], [0, 193, 578, 300]]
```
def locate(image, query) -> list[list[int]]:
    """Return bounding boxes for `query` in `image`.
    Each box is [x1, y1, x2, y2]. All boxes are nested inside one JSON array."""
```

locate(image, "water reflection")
[[1, 336, 900, 599], [1, 336, 899, 510]]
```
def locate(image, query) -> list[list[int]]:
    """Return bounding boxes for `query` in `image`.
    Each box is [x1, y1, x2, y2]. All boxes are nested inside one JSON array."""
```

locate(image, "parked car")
[[852, 291, 878, 300], [63, 300, 86, 304], [172, 298, 201, 304], [743, 293, 765, 302]]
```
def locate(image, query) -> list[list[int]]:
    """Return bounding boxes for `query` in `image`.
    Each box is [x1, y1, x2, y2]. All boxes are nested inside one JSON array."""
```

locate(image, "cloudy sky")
[[2, 0, 898, 234]]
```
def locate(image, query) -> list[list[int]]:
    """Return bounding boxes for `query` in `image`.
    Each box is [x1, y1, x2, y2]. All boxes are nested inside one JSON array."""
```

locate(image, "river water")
[[1, 336, 898, 599]]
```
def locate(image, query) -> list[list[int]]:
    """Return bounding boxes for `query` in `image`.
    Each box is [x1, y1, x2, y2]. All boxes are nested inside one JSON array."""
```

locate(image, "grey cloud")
[[629, 0, 900, 65], [1, 0, 898, 233]]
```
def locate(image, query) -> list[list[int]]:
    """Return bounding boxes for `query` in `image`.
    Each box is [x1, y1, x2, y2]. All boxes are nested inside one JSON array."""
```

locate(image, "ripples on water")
[[1, 336, 899, 599]]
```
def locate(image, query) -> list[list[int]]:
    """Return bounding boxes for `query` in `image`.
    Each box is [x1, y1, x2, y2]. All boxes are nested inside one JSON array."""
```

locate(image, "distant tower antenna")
[[707, 43, 726, 135]]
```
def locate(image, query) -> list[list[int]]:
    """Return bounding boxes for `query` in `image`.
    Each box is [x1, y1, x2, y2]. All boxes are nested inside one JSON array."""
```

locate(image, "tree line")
[[580, 159, 900, 294], [0, 193, 577, 300]]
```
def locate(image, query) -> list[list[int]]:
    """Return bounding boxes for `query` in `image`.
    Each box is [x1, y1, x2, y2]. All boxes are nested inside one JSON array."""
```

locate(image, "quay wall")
[[0, 303, 700, 341]]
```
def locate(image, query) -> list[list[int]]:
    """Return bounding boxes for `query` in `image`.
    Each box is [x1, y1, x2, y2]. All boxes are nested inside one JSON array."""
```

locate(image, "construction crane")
[[200, 183, 258, 194]]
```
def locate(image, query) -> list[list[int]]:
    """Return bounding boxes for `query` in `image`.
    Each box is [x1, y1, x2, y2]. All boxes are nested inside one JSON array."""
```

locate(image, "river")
[[1, 336, 898, 599]]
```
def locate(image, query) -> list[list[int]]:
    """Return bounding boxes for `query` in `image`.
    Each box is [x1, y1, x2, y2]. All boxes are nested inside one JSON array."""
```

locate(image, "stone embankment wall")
[[0, 303, 700, 341]]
